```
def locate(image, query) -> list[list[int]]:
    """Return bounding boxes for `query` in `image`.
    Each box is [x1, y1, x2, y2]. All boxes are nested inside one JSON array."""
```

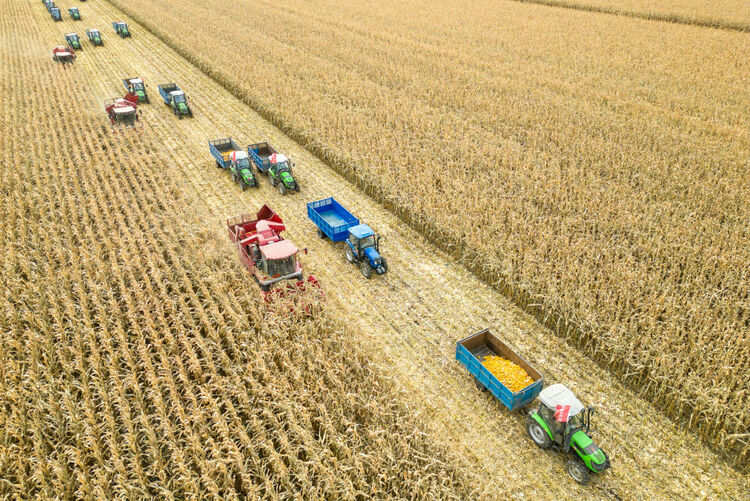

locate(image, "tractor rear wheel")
[[345, 247, 355, 263], [361, 261, 374, 279], [270, 175, 277, 187], [526, 419, 553, 449], [566, 460, 590, 485], [278, 184, 286, 195]]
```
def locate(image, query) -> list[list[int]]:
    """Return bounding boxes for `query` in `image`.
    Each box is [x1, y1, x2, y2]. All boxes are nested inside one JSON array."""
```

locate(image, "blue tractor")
[[307, 197, 388, 278], [345, 224, 387, 278]]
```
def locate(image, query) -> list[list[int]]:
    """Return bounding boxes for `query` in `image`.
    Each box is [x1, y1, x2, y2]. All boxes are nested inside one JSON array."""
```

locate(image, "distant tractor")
[[52, 45, 75, 65], [65, 33, 82, 51], [248, 142, 300, 194], [158, 83, 192, 118], [105, 92, 140, 127], [526, 384, 610, 485], [123, 78, 148, 103], [86, 29, 102, 46], [112, 21, 130, 37], [308, 197, 388, 278], [209, 138, 258, 190], [50, 7, 61, 21], [227, 205, 317, 293], [68, 7, 81, 20]]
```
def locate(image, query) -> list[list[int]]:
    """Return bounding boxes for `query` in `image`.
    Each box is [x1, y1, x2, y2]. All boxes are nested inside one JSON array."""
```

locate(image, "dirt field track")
[[2, 0, 749, 498]]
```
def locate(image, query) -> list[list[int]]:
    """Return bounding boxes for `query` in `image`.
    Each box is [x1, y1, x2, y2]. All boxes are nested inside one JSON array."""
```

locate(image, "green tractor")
[[228, 151, 258, 190], [268, 154, 299, 195], [526, 384, 610, 485]]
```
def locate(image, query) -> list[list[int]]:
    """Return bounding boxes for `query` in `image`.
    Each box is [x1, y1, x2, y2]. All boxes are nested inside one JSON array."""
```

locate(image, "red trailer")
[[105, 92, 139, 127], [227, 205, 318, 294]]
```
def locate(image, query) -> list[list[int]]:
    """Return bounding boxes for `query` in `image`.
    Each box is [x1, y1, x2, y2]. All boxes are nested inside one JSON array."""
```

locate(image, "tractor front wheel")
[[566, 460, 590, 485], [526, 419, 553, 449], [361, 261, 374, 279], [345, 247, 355, 263]]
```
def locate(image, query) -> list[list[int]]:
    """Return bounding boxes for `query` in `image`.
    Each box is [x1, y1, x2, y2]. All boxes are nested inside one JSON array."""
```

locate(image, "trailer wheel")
[[216, 161, 223, 169], [473, 376, 488, 392], [317, 228, 325, 239]]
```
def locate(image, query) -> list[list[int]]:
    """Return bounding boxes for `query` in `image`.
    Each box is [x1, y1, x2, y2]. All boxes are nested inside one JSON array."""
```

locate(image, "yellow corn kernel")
[[481, 355, 534, 392]]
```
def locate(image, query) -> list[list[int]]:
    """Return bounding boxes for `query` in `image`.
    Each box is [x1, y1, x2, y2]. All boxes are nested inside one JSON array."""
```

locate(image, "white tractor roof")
[[65, 33, 77, 37], [231, 150, 249, 161], [130, 78, 143, 84], [270, 153, 288, 164], [170, 90, 185, 96], [539, 384, 584, 416]]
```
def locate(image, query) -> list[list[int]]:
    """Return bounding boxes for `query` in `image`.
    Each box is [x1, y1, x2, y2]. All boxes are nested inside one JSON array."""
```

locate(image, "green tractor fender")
[[529, 412, 555, 441], [569, 430, 609, 472]]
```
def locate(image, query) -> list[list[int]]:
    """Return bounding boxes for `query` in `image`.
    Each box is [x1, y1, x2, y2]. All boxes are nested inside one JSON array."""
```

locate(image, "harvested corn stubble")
[[481, 355, 534, 392]]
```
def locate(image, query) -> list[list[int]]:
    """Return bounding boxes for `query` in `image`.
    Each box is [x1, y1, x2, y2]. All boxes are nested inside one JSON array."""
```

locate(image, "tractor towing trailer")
[[307, 197, 387, 278], [209, 138, 258, 190], [248, 142, 299, 194], [158, 83, 192, 118], [456, 328, 610, 485]]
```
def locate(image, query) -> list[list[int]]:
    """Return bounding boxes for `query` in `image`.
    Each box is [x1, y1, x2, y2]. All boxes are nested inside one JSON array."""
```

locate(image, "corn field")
[[513, 0, 750, 31], [2, 0, 749, 497], [104, 0, 750, 470], [0, 2, 480, 498]]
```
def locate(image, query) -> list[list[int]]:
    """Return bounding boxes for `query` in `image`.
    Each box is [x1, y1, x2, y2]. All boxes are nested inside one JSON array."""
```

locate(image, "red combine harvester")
[[52, 45, 75, 65], [104, 92, 139, 127], [228, 205, 319, 296]]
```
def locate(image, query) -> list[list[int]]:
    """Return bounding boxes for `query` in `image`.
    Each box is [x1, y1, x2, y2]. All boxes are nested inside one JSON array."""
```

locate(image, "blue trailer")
[[308, 197, 388, 278], [307, 197, 359, 241], [456, 329, 544, 411], [209, 138, 257, 189]]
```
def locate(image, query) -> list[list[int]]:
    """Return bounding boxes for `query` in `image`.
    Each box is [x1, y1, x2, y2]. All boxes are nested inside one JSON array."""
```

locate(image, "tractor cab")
[[65, 33, 81, 50], [526, 384, 610, 485], [69, 7, 80, 20], [346, 224, 387, 278], [125, 78, 148, 102], [170, 90, 186, 105], [50, 7, 61, 21], [228, 151, 257, 189], [87, 29, 102, 46], [113, 21, 130, 37], [268, 153, 299, 194]]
